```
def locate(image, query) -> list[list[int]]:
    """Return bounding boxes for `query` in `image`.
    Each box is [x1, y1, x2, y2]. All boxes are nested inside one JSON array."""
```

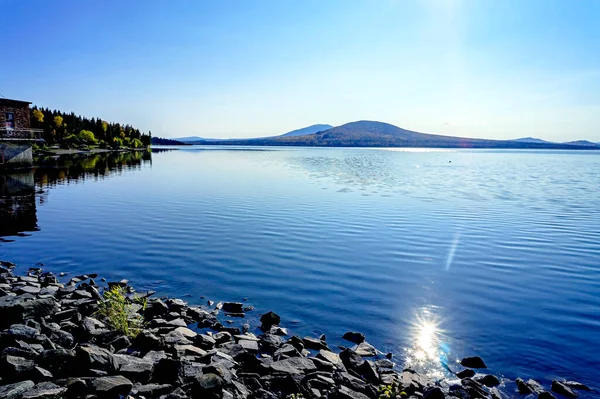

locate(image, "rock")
[[174, 344, 207, 357], [526, 379, 545, 394], [461, 378, 488, 399], [195, 334, 216, 349], [259, 334, 284, 352], [21, 382, 66, 399], [335, 385, 370, 399], [0, 294, 58, 330], [76, 345, 119, 374], [552, 380, 578, 398], [342, 331, 365, 344], [302, 336, 329, 350], [194, 373, 224, 398], [238, 339, 259, 353], [355, 342, 377, 357], [269, 326, 288, 336], [28, 367, 53, 382], [339, 348, 365, 371], [166, 298, 187, 312], [456, 369, 475, 379], [213, 331, 232, 344], [317, 350, 345, 369], [516, 378, 534, 394], [539, 392, 557, 399], [375, 359, 394, 369], [38, 349, 76, 378], [563, 381, 591, 391], [270, 357, 316, 374], [460, 356, 487, 369], [0, 380, 35, 399], [260, 311, 281, 329], [423, 386, 445, 399], [91, 375, 133, 397], [222, 302, 244, 313], [476, 374, 500, 388], [114, 354, 154, 382], [133, 330, 162, 350], [133, 383, 173, 398], [2, 355, 35, 377]]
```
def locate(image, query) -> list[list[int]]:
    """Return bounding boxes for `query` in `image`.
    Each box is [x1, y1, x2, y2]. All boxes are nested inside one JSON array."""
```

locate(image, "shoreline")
[[0, 261, 592, 399]]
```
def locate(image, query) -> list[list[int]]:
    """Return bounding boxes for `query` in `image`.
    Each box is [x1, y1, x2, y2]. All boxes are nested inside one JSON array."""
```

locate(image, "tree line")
[[30, 106, 151, 149]]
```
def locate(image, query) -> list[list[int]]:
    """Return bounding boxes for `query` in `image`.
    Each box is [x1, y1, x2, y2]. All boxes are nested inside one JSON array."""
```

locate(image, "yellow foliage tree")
[[32, 109, 44, 123], [53, 115, 63, 127]]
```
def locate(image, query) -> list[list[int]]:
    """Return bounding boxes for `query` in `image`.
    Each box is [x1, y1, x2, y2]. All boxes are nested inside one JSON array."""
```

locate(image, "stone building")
[[0, 98, 43, 168]]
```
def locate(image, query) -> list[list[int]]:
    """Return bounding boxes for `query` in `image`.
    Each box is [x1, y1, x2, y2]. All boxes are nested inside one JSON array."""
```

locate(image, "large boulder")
[[91, 375, 133, 397], [552, 380, 578, 399], [460, 356, 487, 369], [0, 380, 35, 399], [342, 331, 365, 344], [21, 382, 67, 399], [76, 345, 119, 374], [193, 373, 224, 398]]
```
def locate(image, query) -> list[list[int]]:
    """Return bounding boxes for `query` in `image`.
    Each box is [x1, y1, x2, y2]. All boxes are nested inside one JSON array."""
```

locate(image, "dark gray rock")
[[526, 379, 545, 394], [38, 349, 76, 378], [0, 297, 58, 328], [0, 380, 35, 399], [476, 374, 500, 388], [355, 342, 377, 357], [194, 334, 216, 349], [21, 382, 66, 399], [114, 354, 154, 383], [317, 349, 345, 369], [260, 334, 284, 352], [213, 331, 232, 344], [456, 369, 475, 379], [28, 367, 53, 382], [222, 302, 244, 313], [302, 336, 329, 350], [539, 391, 557, 399], [563, 381, 591, 391], [76, 345, 119, 374], [460, 356, 487, 369], [339, 348, 365, 371], [461, 378, 488, 399], [260, 311, 281, 329], [2, 355, 35, 377], [270, 357, 316, 374], [133, 383, 173, 398], [238, 339, 259, 353], [91, 375, 133, 397], [194, 373, 224, 398], [516, 378, 534, 394], [342, 331, 365, 344], [552, 380, 578, 399], [133, 330, 162, 350], [424, 386, 445, 399]]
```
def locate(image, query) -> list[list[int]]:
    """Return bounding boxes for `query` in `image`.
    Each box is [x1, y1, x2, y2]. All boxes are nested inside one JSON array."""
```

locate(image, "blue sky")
[[2, 0, 599, 141]]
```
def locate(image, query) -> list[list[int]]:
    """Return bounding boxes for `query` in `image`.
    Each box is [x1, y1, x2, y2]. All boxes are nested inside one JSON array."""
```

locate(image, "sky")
[[1, 0, 599, 141]]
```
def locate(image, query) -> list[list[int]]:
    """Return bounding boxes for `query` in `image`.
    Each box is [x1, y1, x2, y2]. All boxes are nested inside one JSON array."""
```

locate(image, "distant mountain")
[[174, 136, 205, 142], [151, 137, 189, 145], [279, 124, 333, 137], [512, 137, 553, 144], [563, 140, 599, 147], [186, 120, 600, 150]]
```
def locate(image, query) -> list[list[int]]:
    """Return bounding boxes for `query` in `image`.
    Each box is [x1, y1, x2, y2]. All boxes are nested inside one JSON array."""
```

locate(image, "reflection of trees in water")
[[0, 151, 151, 240], [34, 151, 152, 189]]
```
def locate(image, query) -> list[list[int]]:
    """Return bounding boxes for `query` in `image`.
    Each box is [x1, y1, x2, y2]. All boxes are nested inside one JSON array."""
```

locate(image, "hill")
[[279, 124, 333, 137], [512, 137, 553, 144], [563, 140, 599, 147], [187, 120, 600, 150]]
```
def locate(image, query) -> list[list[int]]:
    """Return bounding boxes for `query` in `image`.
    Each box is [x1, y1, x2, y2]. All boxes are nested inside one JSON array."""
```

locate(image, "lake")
[[1, 147, 599, 394]]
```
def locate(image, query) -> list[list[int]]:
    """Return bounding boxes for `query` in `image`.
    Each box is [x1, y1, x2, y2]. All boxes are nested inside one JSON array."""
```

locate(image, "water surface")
[[1, 147, 599, 394]]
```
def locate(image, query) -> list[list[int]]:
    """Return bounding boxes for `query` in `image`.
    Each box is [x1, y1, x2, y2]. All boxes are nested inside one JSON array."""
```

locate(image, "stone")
[[526, 379, 545, 394], [20, 382, 66, 399], [375, 359, 394, 369], [355, 342, 377, 357], [302, 336, 329, 350], [270, 357, 316, 374], [0, 380, 35, 399], [29, 367, 53, 382], [238, 339, 259, 353], [260, 334, 284, 352], [133, 383, 173, 398], [552, 380, 578, 399], [515, 378, 534, 394], [339, 348, 365, 371], [460, 356, 487, 369], [194, 373, 224, 397], [423, 386, 445, 399], [133, 330, 162, 350], [195, 334, 217, 349], [91, 375, 133, 396], [174, 344, 207, 357], [563, 381, 591, 391], [222, 302, 244, 313], [165, 298, 187, 312], [539, 392, 557, 399], [317, 349, 345, 369], [2, 355, 35, 376], [476, 374, 500, 388], [38, 349, 76, 378], [342, 331, 365, 344], [76, 344, 119, 373], [456, 369, 475, 379], [114, 354, 154, 382], [461, 378, 488, 399], [260, 311, 281, 329], [213, 331, 232, 344]]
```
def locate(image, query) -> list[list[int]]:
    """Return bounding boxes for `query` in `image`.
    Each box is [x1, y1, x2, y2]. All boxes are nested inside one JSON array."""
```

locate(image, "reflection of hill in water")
[[0, 151, 151, 240]]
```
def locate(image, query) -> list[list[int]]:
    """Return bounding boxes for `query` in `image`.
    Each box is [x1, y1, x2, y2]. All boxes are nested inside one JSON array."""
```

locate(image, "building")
[[0, 98, 42, 141], [0, 98, 43, 168]]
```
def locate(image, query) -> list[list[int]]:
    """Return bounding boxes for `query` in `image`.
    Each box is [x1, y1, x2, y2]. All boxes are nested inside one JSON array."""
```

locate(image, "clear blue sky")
[[2, 0, 599, 141]]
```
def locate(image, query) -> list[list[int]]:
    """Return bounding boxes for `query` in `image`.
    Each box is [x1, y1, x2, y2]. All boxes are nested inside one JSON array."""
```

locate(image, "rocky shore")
[[0, 261, 592, 399]]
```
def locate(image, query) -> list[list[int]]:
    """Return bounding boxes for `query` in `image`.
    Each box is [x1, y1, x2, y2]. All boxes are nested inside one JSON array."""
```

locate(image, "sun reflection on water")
[[404, 309, 451, 379]]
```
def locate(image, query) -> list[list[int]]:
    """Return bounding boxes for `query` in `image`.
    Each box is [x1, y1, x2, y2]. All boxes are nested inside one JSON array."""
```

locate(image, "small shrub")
[[378, 383, 400, 399], [96, 286, 146, 338]]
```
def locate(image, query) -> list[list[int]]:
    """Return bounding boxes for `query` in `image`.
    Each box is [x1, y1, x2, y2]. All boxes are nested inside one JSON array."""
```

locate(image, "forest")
[[30, 106, 151, 149]]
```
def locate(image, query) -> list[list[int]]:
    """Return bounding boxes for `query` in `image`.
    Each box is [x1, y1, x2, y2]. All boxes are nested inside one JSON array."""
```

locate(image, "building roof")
[[0, 98, 32, 107]]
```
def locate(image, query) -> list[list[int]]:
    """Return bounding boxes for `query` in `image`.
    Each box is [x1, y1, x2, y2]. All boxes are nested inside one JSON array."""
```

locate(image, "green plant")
[[378, 383, 401, 399], [96, 286, 145, 338], [286, 394, 305, 399]]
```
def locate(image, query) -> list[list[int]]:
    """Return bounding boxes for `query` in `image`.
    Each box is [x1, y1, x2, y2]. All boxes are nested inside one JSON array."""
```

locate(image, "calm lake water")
[[1, 147, 599, 394]]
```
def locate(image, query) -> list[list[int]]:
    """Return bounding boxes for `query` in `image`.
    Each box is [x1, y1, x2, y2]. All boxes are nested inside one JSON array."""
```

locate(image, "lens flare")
[[404, 310, 449, 379]]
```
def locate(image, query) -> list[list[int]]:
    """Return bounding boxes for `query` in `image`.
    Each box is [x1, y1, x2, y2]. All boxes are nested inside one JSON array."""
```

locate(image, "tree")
[[53, 115, 63, 127], [32, 109, 44, 124], [78, 130, 97, 144]]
